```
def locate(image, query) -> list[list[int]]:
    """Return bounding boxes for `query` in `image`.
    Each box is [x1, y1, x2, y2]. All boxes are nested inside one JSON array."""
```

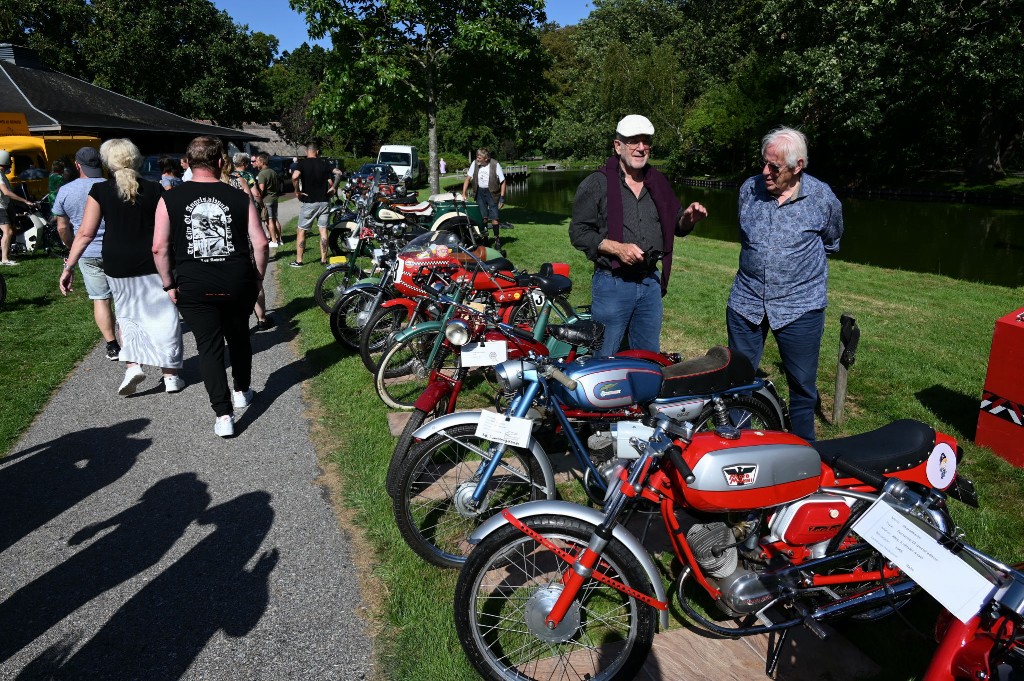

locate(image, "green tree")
[[291, 0, 547, 194], [263, 44, 332, 144]]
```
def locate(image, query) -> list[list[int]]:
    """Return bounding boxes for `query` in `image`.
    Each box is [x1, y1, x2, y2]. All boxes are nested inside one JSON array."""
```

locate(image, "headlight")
[[494, 359, 525, 393], [445, 319, 472, 346]]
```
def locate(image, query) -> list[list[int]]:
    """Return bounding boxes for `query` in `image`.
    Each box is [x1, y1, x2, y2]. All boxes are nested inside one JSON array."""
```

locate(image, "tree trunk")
[[426, 67, 439, 196]]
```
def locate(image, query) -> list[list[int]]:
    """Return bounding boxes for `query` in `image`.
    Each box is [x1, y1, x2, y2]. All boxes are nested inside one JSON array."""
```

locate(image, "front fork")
[[468, 381, 543, 506]]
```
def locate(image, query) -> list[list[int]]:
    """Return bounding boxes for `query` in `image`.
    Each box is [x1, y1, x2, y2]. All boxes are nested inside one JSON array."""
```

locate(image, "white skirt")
[[108, 273, 184, 369]]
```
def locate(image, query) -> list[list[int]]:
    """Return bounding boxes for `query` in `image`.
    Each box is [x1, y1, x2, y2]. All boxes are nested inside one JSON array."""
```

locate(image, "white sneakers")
[[164, 375, 185, 393], [118, 365, 146, 396], [232, 389, 254, 409], [214, 415, 235, 438], [268, 241, 280, 248]]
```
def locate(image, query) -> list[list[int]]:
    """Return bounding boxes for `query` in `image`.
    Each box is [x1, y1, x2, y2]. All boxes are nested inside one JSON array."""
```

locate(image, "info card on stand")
[[461, 341, 508, 368], [474, 410, 532, 448], [852, 497, 995, 623]]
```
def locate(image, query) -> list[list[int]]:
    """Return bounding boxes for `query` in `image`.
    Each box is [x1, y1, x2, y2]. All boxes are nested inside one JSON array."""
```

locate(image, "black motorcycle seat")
[[547, 320, 605, 350], [658, 346, 756, 399], [528, 274, 573, 298], [813, 419, 936, 477]]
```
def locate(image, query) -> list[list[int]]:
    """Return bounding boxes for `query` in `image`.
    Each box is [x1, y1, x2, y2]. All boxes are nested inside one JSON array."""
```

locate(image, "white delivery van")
[[377, 145, 420, 186]]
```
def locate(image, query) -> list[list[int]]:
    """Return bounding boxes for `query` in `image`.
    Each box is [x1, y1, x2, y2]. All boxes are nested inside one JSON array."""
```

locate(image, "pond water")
[[504, 170, 1024, 288]]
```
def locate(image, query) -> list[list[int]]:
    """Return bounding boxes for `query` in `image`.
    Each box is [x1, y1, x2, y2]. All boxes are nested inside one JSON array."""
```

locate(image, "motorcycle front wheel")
[[374, 329, 455, 410], [359, 305, 409, 374], [329, 288, 379, 350], [314, 264, 359, 313], [392, 423, 551, 568], [454, 515, 656, 680], [386, 400, 448, 498]]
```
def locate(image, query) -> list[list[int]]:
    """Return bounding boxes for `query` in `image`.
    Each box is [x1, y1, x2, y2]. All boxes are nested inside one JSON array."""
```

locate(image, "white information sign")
[[852, 498, 995, 623], [474, 410, 533, 448], [460, 341, 509, 368]]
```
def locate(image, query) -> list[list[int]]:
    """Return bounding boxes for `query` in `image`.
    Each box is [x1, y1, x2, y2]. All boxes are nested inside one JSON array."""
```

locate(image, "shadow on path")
[[0, 419, 151, 554], [16, 491, 278, 680]]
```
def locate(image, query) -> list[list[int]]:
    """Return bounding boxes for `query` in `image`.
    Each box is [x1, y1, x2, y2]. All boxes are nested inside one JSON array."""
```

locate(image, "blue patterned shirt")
[[727, 173, 843, 329]]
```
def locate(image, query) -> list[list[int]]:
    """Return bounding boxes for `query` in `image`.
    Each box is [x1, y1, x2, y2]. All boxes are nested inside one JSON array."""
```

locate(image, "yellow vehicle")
[[0, 134, 101, 200]]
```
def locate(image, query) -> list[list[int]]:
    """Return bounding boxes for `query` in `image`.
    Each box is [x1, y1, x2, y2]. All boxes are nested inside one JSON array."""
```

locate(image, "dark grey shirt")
[[569, 169, 683, 273]]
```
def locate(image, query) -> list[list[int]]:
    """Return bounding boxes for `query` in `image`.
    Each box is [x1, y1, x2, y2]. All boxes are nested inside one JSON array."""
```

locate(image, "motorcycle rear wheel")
[[454, 515, 656, 680], [393, 424, 551, 568], [692, 394, 782, 432], [329, 288, 379, 350]]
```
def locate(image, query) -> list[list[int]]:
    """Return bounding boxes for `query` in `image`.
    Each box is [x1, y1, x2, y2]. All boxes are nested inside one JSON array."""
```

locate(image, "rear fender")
[[469, 500, 670, 630], [410, 411, 556, 498], [753, 380, 789, 431]]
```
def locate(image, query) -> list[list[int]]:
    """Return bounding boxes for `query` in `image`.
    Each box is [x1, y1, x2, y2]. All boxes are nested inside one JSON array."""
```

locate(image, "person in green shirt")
[[253, 153, 282, 248]]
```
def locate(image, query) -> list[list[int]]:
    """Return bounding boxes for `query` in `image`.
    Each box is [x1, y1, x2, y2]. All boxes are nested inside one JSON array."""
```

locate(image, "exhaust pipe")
[[811, 578, 918, 621]]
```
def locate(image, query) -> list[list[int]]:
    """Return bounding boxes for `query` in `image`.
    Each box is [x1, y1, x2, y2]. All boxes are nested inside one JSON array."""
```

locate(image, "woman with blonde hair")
[[59, 138, 184, 395]]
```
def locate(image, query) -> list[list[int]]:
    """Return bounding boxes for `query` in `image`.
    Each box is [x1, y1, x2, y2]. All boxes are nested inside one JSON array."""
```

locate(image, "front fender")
[[412, 380, 454, 412], [342, 281, 383, 297], [469, 500, 670, 630], [411, 411, 556, 499], [392, 320, 443, 344], [380, 297, 418, 316]]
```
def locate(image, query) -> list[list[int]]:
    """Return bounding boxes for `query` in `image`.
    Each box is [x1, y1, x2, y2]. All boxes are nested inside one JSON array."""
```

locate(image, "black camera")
[[641, 248, 662, 269]]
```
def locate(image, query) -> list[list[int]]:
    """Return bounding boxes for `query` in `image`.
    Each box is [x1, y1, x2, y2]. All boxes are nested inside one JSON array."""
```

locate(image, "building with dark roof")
[[0, 43, 263, 153]]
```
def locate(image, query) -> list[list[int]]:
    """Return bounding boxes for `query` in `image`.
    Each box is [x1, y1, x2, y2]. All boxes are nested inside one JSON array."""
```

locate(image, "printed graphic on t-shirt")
[[185, 197, 235, 261]]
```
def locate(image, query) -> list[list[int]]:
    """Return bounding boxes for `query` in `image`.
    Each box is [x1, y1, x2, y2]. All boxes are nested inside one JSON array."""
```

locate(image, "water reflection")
[[506, 170, 1024, 288]]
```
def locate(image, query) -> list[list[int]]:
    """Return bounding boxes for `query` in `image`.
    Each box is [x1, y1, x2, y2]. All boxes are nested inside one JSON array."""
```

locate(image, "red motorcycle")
[[454, 413, 978, 681]]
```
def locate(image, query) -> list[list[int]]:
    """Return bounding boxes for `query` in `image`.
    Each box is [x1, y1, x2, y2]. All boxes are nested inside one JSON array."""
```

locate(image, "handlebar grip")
[[547, 367, 578, 391], [832, 456, 888, 491], [666, 445, 696, 484]]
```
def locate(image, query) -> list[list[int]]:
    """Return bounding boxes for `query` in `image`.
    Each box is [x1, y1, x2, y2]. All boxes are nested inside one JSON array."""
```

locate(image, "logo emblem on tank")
[[597, 382, 623, 397], [723, 464, 758, 486]]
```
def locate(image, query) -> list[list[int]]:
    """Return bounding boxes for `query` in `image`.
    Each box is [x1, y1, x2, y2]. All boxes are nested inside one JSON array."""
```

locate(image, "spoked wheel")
[[454, 515, 656, 680], [392, 423, 551, 568], [374, 330, 456, 410], [507, 294, 576, 328], [692, 394, 783, 432], [314, 264, 359, 313], [386, 400, 448, 498], [359, 305, 410, 374], [329, 288, 379, 350], [327, 227, 351, 256]]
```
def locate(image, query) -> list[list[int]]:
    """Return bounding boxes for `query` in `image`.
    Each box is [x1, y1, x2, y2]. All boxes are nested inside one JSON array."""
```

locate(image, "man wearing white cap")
[[570, 114, 707, 357]]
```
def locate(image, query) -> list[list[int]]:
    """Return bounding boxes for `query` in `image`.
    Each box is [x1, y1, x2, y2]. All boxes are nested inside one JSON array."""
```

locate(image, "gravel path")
[[0, 198, 375, 680]]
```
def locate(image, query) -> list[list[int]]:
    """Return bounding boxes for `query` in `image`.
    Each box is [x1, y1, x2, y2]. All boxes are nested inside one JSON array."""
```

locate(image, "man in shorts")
[[254, 152, 282, 247], [290, 142, 334, 267], [53, 146, 120, 360]]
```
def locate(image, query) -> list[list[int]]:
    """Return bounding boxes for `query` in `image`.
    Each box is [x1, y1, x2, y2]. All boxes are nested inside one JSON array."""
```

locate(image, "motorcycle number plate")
[[461, 341, 508, 368], [475, 410, 532, 448]]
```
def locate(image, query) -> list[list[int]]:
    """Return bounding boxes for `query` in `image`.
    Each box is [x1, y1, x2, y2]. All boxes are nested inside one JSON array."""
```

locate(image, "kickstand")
[[765, 628, 789, 678]]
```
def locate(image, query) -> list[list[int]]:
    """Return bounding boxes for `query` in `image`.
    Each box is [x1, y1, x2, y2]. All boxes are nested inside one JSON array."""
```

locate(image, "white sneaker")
[[164, 375, 185, 393], [214, 415, 235, 438], [268, 241, 280, 248], [118, 365, 146, 396], [232, 389, 254, 409]]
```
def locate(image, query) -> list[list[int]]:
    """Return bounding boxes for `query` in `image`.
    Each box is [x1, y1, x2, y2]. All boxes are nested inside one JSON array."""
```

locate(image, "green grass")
[[4, 205, 1023, 680], [0, 252, 99, 453]]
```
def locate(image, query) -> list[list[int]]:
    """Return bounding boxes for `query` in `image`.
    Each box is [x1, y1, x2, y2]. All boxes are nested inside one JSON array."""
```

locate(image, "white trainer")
[[214, 415, 235, 438], [232, 389, 254, 409], [118, 365, 146, 396], [164, 375, 185, 393]]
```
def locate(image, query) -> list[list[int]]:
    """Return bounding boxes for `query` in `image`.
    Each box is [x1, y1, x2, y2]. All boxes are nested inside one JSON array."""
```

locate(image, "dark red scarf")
[[598, 155, 683, 295]]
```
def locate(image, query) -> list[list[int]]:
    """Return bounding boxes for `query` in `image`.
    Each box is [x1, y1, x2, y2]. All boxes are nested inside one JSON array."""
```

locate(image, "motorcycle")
[[453, 413, 978, 681], [390, 336, 788, 568]]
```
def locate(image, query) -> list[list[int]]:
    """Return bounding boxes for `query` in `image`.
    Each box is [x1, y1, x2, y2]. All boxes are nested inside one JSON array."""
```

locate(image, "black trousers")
[[178, 286, 258, 417]]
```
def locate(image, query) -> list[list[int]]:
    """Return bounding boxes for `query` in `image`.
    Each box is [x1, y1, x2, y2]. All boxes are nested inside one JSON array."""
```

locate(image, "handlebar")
[[666, 444, 696, 484], [543, 365, 577, 391]]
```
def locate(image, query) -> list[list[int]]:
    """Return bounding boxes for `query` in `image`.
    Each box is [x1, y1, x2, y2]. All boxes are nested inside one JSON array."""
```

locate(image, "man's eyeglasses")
[[618, 137, 652, 150], [762, 159, 784, 173]]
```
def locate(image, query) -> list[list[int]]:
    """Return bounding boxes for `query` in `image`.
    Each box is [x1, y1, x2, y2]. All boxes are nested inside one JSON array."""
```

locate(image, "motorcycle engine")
[[686, 519, 781, 617]]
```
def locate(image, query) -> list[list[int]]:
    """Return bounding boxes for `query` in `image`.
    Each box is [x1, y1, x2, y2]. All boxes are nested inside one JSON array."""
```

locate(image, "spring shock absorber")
[[712, 396, 731, 427]]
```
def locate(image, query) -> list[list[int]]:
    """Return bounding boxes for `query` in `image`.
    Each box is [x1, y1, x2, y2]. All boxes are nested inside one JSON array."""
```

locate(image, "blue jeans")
[[726, 307, 824, 441], [591, 269, 662, 357]]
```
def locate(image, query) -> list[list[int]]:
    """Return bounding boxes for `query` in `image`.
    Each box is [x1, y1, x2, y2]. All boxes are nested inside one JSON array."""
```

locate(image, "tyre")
[[506, 294, 575, 329], [392, 423, 551, 568], [692, 394, 783, 432], [314, 265, 358, 313], [329, 288, 378, 350], [327, 227, 351, 256], [385, 404, 446, 498], [358, 305, 409, 374], [454, 515, 656, 680], [374, 329, 455, 410]]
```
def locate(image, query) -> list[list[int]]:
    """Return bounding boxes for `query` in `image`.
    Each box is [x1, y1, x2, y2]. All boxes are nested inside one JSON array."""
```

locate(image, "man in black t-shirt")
[[290, 142, 334, 267]]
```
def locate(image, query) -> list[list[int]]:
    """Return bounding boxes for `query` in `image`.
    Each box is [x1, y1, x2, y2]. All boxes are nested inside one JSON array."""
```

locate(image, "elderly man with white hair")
[[569, 114, 708, 357], [727, 126, 844, 442]]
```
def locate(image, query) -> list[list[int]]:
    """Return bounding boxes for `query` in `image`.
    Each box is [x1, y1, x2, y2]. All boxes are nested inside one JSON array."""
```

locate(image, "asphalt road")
[[0, 198, 375, 680]]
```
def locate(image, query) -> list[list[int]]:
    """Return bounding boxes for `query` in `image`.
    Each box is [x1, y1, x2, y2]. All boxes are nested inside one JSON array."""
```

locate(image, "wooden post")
[[833, 313, 860, 425]]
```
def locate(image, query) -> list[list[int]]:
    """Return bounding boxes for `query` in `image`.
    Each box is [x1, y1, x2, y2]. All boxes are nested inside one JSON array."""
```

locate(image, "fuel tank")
[[552, 356, 663, 409], [676, 430, 823, 512]]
